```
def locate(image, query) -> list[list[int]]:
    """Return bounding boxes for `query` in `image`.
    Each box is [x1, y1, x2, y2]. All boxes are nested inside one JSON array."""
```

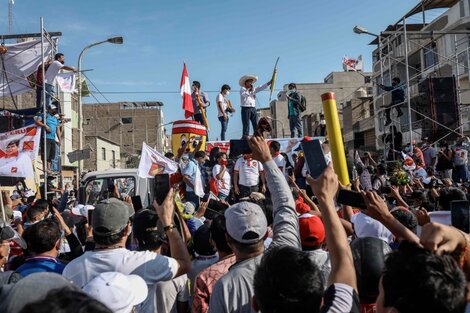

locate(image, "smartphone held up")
[[154, 174, 170, 205]]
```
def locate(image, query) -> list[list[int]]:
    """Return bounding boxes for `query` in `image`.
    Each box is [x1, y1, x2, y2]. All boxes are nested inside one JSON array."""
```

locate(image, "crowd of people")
[[3, 125, 470, 313]]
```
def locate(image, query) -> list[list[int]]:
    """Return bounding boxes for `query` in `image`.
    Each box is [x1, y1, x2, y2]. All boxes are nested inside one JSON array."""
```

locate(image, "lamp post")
[[76, 36, 123, 194]]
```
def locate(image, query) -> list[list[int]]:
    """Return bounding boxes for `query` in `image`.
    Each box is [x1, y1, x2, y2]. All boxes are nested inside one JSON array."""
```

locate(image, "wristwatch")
[[164, 224, 176, 232]]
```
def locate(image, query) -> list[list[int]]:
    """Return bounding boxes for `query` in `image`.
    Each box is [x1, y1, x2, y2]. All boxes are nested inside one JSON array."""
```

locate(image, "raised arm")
[[153, 188, 192, 277], [307, 164, 357, 291], [361, 191, 420, 245], [248, 136, 300, 250]]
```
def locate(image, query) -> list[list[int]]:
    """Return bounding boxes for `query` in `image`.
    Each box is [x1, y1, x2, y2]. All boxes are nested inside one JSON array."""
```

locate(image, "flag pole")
[[269, 57, 280, 101]]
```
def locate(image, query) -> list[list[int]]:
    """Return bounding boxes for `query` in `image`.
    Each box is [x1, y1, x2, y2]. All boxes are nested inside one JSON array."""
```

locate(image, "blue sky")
[[0, 0, 446, 140]]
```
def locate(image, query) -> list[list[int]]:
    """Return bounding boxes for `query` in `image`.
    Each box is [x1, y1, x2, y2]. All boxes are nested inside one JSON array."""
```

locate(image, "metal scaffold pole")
[[403, 17, 413, 145], [40, 17, 48, 199]]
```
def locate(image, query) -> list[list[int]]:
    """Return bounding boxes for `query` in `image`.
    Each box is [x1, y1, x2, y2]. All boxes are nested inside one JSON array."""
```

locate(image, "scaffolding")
[[0, 18, 61, 199], [372, 0, 470, 159]]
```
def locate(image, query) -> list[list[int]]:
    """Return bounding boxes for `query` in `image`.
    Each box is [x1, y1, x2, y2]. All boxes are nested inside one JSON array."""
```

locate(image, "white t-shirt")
[[212, 164, 231, 196], [63, 248, 179, 313], [234, 157, 264, 187], [45, 60, 63, 84], [272, 154, 286, 172], [216, 93, 227, 117]]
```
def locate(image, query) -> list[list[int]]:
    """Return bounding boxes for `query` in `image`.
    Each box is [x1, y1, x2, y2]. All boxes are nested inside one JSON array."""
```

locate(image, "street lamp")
[[76, 36, 123, 193], [353, 25, 378, 37]]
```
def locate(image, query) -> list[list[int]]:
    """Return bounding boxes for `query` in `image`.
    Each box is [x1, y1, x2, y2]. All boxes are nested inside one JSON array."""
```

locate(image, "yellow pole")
[[321, 92, 350, 186]]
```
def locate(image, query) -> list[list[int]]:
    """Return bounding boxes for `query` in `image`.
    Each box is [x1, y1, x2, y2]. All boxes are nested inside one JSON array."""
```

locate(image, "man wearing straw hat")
[[239, 74, 273, 137]]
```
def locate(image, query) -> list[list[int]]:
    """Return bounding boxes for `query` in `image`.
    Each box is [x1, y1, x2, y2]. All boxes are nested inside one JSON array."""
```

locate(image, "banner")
[[205, 137, 325, 154], [0, 40, 52, 97], [56, 72, 76, 93], [138, 142, 178, 178], [0, 126, 42, 178]]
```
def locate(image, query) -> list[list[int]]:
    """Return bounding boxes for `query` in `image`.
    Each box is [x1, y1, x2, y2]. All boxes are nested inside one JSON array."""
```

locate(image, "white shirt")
[[234, 157, 264, 187], [239, 83, 269, 108], [216, 93, 228, 117], [45, 60, 63, 84], [63, 248, 178, 313], [212, 164, 231, 196], [272, 153, 286, 172]]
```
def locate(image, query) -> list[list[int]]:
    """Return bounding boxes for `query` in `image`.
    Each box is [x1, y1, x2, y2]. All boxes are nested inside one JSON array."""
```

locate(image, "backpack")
[[296, 93, 307, 112]]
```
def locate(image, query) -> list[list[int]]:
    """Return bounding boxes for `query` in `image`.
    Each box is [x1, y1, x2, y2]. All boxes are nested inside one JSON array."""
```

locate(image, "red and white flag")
[[180, 63, 194, 118]]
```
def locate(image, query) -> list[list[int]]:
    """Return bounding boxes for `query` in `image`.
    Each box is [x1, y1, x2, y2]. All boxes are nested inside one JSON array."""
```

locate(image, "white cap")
[[71, 204, 94, 217], [82, 272, 148, 313]]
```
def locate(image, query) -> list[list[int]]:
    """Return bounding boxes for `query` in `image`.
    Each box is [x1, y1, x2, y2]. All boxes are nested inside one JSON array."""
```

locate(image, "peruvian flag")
[[180, 63, 194, 118]]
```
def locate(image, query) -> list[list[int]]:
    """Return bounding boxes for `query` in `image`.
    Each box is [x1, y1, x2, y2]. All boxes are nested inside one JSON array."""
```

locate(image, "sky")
[[0, 0, 447, 141]]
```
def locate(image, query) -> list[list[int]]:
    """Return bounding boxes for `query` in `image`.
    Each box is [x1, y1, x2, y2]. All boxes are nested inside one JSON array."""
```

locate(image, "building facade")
[[83, 136, 121, 172], [82, 102, 165, 169], [270, 71, 372, 138]]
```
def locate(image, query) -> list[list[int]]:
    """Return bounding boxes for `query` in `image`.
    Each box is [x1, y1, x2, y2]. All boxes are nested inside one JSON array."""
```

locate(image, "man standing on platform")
[[239, 74, 274, 137], [191, 81, 210, 126]]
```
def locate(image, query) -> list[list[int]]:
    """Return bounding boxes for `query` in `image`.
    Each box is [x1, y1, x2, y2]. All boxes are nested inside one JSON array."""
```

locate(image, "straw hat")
[[239, 75, 258, 87]]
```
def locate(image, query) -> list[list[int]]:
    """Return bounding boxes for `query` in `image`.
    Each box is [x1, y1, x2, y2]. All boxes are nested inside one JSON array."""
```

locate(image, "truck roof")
[[82, 168, 138, 180]]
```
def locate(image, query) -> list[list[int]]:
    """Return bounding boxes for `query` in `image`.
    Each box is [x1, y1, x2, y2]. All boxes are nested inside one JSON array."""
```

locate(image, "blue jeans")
[[45, 83, 55, 107], [289, 115, 303, 138], [219, 116, 228, 140], [241, 107, 258, 137]]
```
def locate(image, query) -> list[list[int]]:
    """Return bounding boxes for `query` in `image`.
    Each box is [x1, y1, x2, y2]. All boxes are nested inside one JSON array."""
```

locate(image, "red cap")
[[299, 214, 325, 247], [296, 202, 310, 215]]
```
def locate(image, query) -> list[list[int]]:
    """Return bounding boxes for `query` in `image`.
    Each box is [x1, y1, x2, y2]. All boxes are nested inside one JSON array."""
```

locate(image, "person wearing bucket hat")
[[209, 135, 300, 313], [62, 195, 191, 313], [0, 222, 26, 285], [239, 72, 274, 137]]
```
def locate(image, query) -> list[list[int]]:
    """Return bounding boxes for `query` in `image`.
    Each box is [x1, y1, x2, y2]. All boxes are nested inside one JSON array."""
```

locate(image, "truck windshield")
[[84, 176, 136, 205]]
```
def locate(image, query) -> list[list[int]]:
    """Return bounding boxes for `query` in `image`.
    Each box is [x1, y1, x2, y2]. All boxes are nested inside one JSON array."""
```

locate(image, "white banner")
[[0, 40, 52, 97], [138, 142, 178, 178], [56, 72, 76, 93], [0, 126, 42, 178]]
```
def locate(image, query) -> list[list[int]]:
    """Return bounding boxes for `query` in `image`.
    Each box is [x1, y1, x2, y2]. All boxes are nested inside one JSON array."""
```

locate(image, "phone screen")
[[131, 195, 144, 212], [154, 174, 170, 205], [337, 189, 367, 210], [302, 140, 327, 179], [451, 200, 470, 233], [229, 139, 252, 157]]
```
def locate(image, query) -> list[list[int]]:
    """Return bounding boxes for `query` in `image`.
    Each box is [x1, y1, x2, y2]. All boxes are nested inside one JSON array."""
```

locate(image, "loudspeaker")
[[414, 77, 459, 141]]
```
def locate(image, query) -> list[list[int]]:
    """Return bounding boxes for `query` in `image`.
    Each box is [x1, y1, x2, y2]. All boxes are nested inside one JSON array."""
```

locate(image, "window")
[[101, 148, 106, 160], [112, 150, 116, 168], [121, 117, 133, 124], [424, 42, 438, 69]]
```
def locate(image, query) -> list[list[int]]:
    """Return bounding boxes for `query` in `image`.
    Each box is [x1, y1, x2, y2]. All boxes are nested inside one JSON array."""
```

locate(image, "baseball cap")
[[225, 202, 267, 244], [132, 209, 166, 247], [298, 213, 325, 247], [82, 272, 148, 313], [92, 198, 134, 236], [351, 212, 393, 244], [0, 272, 78, 313]]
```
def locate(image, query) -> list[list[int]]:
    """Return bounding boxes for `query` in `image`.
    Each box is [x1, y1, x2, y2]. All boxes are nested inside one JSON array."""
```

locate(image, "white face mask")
[[225, 91, 230, 96]]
